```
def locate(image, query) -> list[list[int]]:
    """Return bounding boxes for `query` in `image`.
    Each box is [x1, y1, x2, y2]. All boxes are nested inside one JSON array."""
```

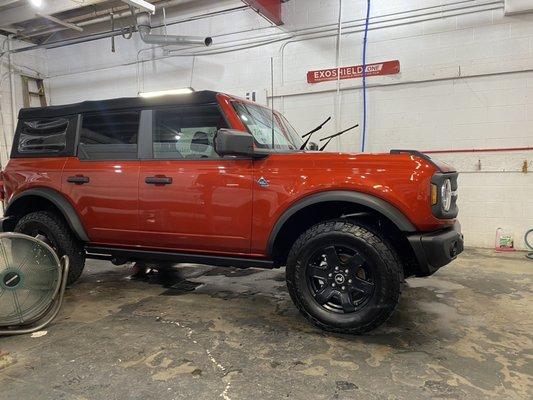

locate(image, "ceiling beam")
[[0, 0, 20, 7], [0, 25, 18, 33], [36, 13, 84, 32], [0, 0, 106, 28]]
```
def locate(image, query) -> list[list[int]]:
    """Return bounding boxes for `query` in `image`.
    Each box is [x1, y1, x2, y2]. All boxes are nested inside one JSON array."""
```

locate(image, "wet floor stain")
[[0, 249, 531, 400], [162, 280, 203, 296]]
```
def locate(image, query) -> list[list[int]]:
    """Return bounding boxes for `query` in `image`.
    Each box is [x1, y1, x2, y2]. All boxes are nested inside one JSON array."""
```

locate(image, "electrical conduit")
[[361, 0, 370, 152]]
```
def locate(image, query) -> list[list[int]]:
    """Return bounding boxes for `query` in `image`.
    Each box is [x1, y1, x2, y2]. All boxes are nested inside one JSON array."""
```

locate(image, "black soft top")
[[18, 90, 221, 119]]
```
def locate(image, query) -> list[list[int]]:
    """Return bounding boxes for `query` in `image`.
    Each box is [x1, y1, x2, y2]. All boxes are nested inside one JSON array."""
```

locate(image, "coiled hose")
[[526, 229, 533, 260]]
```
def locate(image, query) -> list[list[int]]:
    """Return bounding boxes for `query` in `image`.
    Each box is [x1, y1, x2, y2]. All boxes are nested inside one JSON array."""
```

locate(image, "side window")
[[18, 118, 68, 154], [153, 104, 228, 159], [78, 111, 140, 160]]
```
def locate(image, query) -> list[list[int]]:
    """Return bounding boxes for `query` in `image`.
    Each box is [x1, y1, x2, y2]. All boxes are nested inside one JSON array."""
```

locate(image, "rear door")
[[138, 104, 253, 254], [61, 110, 141, 246]]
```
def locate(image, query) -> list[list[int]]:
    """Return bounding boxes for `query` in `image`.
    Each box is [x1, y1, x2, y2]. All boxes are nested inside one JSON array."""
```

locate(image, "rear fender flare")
[[5, 188, 89, 242]]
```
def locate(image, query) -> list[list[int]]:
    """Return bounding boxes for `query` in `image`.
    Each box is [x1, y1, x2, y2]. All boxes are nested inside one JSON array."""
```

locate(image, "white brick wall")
[[2, 0, 532, 249]]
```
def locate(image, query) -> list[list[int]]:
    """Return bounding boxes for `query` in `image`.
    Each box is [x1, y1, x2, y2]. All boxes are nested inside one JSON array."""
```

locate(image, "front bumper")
[[407, 221, 464, 277]]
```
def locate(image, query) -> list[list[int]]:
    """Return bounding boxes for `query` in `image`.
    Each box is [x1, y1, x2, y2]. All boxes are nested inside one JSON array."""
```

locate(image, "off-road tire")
[[15, 211, 86, 285], [286, 220, 402, 334]]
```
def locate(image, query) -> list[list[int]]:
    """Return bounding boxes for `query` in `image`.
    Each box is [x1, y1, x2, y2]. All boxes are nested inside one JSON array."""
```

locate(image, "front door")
[[138, 104, 253, 254], [62, 110, 140, 246]]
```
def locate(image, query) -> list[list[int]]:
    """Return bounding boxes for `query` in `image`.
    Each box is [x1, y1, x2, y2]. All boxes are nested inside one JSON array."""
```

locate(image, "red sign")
[[307, 60, 400, 84]]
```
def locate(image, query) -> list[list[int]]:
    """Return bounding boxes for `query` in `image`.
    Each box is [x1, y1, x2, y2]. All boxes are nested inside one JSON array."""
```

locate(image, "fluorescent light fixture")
[[121, 0, 155, 14], [139, 88, 194, 98], [30, 0, 43, 7]]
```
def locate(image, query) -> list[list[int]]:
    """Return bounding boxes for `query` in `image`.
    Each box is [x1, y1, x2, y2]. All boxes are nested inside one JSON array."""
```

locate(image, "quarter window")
[[78, 111, 140, 160], [153, 105, 228, 159], [18, 118, 68, 153]]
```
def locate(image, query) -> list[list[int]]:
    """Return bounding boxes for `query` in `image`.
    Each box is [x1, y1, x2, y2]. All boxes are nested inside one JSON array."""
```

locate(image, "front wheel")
[[286, 220, 402, 334]]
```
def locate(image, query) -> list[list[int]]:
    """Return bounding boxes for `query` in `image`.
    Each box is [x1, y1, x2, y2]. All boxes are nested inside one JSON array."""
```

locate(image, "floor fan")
[[0, 233, 69, 336]]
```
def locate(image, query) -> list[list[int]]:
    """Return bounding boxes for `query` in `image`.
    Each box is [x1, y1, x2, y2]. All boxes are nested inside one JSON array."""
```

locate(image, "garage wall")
[[0, 37, 47, 168], [277, 0, 533, 250], [15, 0, 533, 249]]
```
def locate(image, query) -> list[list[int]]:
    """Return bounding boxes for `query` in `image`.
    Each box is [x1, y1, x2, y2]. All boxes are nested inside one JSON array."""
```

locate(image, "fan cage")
[[0, 232, 62, 327]]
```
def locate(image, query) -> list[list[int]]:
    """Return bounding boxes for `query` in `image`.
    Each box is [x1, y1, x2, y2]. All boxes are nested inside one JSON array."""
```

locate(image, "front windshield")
[[233, 102, 303, 151]]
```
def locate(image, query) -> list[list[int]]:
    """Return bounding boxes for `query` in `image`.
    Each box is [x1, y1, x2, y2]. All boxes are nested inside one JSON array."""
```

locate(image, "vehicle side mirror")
[[214, 129, 255, 158], [308, 142, 319, 151]]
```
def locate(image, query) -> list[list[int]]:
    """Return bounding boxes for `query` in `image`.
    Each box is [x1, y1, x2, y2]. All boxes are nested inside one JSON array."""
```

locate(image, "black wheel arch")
[[3, 188, 89, 242], [267, 190, 418, 270]]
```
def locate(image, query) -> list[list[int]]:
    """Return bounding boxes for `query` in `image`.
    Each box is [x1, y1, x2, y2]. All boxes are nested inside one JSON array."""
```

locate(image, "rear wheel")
[[14, 211, 86, 285], [286, 220, 402, 334]]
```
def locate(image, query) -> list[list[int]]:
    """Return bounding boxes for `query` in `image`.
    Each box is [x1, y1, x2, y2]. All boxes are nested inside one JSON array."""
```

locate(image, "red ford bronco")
[[0, 90, 463, 333]]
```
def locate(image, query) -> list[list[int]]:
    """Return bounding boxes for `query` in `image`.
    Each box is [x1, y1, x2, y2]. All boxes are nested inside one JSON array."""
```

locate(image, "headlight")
[[441, 179, 452, 212], [430, 172, 458, 219]]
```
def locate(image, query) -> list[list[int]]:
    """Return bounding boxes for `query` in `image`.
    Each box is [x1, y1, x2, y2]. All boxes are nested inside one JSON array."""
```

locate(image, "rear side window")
[[18, 118, 68, 154], [78, 111, 140, 160]]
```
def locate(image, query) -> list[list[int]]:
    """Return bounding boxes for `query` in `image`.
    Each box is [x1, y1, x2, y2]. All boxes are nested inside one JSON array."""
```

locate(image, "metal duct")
[[136, 12, 212, 47]]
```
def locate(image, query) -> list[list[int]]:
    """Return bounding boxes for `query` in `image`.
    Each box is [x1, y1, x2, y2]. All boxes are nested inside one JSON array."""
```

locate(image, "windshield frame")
[[231, 100, 303, 153]]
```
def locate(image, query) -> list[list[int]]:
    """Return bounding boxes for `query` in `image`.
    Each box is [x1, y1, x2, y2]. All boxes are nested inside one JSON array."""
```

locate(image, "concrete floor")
[[0, 248, 531, 400]]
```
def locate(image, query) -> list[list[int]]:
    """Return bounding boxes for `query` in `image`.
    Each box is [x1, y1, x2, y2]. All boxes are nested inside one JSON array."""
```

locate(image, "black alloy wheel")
[[286, 220, 402, 334], [306, 244, 374, 313]]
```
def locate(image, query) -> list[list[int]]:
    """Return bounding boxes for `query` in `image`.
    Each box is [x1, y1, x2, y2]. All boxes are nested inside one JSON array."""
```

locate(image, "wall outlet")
[[245, 91, 256, 102], [245, 90, 268, 106]]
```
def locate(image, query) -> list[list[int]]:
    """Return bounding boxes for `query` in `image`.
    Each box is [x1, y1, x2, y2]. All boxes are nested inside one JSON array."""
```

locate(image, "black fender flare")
[[5, 188, 90, 242], [266, 190, 416, 257]]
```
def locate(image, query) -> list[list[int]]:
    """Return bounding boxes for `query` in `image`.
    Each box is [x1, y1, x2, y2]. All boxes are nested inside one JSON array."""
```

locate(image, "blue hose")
[[361, 0, 371, 152]]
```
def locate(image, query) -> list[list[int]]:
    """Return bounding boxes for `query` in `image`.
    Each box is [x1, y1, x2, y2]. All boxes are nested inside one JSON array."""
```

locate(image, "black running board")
[[85, 246, 275, 269]]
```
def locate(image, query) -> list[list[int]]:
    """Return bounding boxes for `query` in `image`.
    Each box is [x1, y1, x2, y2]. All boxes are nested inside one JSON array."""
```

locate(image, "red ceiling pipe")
[[243, 0, 283, 25]]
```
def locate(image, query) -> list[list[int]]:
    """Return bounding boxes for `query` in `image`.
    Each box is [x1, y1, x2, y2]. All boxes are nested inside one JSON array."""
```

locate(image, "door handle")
[[145, 176, 173, 185], [67, 175, 90, 184]]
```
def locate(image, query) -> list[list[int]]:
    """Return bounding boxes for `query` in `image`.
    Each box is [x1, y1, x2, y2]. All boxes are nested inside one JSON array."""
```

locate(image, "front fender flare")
[[266, 190, 416, 257], [5, 188, 90, 242]]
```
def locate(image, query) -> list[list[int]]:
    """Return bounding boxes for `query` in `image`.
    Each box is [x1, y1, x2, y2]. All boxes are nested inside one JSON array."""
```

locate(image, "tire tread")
[[286, 219, 403, 334], [15, 211, 85, 285]]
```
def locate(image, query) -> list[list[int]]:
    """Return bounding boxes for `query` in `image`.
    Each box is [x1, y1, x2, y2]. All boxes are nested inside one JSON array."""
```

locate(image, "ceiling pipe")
[[6, 0, 219, 50], [136, 11, 212, 46], [3, 4, 228, 55]]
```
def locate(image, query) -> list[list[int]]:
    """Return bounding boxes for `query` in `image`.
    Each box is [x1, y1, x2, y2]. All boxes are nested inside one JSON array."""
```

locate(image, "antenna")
[[270, 57, 275, 149]]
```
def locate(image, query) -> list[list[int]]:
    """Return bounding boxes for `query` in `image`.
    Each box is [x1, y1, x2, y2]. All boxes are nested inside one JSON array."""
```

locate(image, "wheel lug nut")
[[341, 286, 346, 290], [334, 266, 339, 271], [328, 273, 333, 277], [344, 269, 349, 274], [332, 283, 336, 287], [348, 279, 352, 283]]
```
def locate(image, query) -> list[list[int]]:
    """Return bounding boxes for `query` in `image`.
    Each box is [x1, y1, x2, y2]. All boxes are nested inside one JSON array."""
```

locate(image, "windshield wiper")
[[319, 124, 359, 151], [300, 117, 331, 150]]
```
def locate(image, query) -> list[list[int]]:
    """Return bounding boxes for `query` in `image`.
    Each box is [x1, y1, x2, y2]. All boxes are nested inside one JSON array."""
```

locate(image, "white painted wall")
[[0, 37, 47, 167], [2, 0, 533, 249]]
